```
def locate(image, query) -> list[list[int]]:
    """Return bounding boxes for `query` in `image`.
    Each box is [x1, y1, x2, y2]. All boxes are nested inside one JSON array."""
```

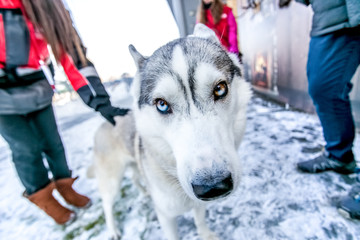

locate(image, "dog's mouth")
[[191, 174, 233, 201]]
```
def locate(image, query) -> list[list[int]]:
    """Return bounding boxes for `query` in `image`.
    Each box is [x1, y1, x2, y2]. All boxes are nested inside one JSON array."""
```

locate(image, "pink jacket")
[[204, 6, 239, 53]]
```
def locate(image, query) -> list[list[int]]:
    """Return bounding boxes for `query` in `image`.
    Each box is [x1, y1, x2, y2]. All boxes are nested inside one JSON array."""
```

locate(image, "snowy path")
[[0, 84, 359, 240]]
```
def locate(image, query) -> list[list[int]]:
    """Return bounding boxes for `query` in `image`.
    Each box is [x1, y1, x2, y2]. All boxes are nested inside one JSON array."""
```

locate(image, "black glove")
[[279, 0, 292, 8], [97, 104, 130, 125]]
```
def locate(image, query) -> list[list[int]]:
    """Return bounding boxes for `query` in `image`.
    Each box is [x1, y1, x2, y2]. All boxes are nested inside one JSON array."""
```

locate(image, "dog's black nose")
[[191, 174, 233, 201]]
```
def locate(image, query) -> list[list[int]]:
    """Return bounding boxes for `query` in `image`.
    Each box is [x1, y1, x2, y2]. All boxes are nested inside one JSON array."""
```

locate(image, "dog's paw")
[[110, 235, 121, 240], [109, 230, 121, 240]]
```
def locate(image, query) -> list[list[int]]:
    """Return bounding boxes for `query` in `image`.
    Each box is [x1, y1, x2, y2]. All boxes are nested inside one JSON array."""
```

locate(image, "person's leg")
[[298, 31, 360, 174], [29, 104, 90, 208], [0, 108, 75, 224], [28, 105, 71, 180], [308, 32, 360, 161], [0, 113, 50, 195]]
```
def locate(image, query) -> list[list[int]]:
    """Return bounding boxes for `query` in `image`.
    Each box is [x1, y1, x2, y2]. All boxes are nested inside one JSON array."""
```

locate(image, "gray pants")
[[0, 104, 71, 195]]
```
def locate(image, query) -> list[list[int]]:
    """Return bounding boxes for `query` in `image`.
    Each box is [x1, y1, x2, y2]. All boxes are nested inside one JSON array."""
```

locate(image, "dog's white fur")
[[88, 24, 251, 240]]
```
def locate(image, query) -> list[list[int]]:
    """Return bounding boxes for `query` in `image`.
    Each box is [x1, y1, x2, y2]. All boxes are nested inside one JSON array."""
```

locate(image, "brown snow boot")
[[55, 177, 91, 208], [25, 182, 76, 225]]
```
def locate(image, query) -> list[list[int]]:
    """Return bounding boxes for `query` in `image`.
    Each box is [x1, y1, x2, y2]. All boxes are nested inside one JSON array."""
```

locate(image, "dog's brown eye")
[[214, 81, 228, 100], [155, 98, 172, 114]]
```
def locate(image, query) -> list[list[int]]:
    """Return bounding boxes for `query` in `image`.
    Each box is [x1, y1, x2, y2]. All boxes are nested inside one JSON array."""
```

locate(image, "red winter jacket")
[[0, 0, 114, 116], [204, 6, 239, 54], [0, 0, 88, 91]]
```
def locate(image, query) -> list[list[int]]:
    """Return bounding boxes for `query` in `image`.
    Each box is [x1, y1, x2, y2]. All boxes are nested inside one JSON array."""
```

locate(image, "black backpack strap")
[[0, 67, 46, 88], [1, 8, 30, 67]]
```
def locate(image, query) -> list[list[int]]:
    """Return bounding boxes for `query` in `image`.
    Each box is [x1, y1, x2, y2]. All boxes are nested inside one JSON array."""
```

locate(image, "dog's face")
[[129, 24, 251, 202]]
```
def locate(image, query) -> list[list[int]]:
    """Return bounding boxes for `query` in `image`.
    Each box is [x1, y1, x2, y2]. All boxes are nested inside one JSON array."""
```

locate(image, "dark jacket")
[[296, 0, 360, 36]]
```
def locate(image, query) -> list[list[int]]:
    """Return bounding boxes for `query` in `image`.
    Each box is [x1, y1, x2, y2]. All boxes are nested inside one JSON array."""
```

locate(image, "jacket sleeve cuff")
[[76, 85, 110, 110]]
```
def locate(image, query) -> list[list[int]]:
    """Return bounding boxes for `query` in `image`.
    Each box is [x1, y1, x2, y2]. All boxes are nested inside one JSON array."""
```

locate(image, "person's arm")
[[60, 53, 129, 125], [227, 10, 239, 54]]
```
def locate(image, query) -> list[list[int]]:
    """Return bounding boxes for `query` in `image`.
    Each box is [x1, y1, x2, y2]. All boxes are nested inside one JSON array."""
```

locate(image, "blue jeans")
[[307, 30, 360, 162]]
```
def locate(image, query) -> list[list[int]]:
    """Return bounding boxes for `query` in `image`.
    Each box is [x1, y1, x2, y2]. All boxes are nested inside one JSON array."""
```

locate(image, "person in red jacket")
[[196, 0, 241, 58], [0, 0, 129, 225]]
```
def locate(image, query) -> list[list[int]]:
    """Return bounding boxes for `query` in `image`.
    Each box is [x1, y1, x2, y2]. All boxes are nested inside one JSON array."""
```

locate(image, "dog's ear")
[[191, 23, 220, 44], [128, 44, 146, 70]]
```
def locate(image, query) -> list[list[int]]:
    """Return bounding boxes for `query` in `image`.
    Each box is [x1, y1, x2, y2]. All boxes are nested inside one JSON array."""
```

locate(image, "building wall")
[[235, 0, 360, 127], [167, 0, 198, 37]]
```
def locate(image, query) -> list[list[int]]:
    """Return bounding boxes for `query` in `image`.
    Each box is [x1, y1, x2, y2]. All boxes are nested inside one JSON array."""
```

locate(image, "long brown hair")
[[196, 0, 224, 25], [21, 0, 86, 66]]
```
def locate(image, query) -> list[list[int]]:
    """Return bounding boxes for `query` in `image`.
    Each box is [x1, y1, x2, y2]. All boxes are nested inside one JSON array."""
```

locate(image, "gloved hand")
[[97, 104, 130, 125]]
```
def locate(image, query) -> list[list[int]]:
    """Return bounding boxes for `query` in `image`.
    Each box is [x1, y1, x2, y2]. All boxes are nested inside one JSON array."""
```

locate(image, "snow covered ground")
[[0, 83, 359, 240]]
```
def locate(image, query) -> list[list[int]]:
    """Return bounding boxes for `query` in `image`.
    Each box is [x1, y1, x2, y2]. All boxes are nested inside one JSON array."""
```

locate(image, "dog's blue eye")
[[155, 99, 171, 114], [214, 81, 228, 100]]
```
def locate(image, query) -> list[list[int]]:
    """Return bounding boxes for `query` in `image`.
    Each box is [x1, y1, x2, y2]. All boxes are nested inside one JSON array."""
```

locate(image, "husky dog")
[[89, 24, 251, 240]]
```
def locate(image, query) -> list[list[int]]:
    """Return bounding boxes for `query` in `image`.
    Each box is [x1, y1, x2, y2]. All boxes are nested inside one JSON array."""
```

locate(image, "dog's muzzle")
[[191, 174, 233, 201]]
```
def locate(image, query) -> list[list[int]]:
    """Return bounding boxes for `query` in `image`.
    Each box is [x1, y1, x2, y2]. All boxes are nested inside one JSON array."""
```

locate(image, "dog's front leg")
[[193, 205, 219, 240], [155, 207, 179, 240], [96, 161, 124, 240], [100, 184, 122, 240]]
